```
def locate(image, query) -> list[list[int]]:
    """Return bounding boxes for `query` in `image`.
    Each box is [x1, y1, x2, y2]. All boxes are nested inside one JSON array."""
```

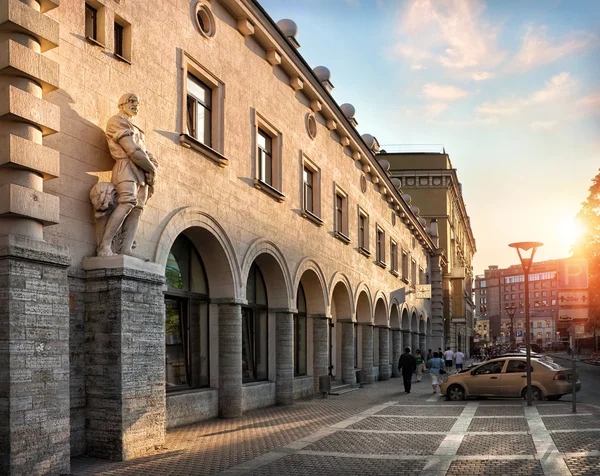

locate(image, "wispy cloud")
[[530, 72, 577, 103], [425, 103, 449, 117], [472, 72, 495, 81], [476, 97, 525, 118], [422, 83, 469, 101], [510, 25, 596, 72], [391, 0, 506, 72], [530, 121, 557, 131]]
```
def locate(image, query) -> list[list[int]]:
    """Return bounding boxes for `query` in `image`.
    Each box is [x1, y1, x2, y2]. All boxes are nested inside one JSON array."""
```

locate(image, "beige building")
[[0, 0, 449, 473], [384, 150, 477, 353]]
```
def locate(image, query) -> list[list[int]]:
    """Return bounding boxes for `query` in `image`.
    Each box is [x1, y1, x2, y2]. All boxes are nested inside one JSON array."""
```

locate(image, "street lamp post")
[[505, 304, 517, 348], [509, 241, 543, 407]]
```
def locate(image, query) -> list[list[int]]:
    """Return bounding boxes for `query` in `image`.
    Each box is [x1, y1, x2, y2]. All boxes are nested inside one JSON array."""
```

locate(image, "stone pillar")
[[430, 251, 445, 351], [402, 331, 411, 352], [1, 2, 65, 472], [378, 327, 390, 380], [360, 324, 374, 383], [391, 330, 402, 377], [218, 301, 242, 418], [419, 333, 426, 352], [275, 311, 293, 405], [312, 317, 329, 392], [341, 321, 355, 385], [0, 237, 70, 475], [412, 332, 419, 354], [83, 256, 166, 461]]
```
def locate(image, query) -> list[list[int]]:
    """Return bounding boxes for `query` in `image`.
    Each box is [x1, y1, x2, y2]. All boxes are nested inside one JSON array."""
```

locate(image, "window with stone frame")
[[112, 15, 131, 63], [334, 185, 349, 242], [375, 225, 386, 267], [358, 207, 370, 255], [294, 284, 307, 376], [401, 250, 409, 283], [242, 263, 268, 382], [410, 258, 417, 285], [252, 111, 283, 199], [164, 234, 210, 391], [301, 155, 322, 225], [85, 1, 105, 46], [390, 239, 398, 276], [187, 74, 212, 147]]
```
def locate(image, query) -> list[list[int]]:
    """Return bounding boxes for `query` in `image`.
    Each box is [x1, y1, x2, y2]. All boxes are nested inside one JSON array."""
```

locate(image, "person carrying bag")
[[427, 352, 446, 394]]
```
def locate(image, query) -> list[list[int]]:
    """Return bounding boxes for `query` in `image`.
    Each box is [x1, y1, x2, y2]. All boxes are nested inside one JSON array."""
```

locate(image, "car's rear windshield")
[[537, 360, 563, 370]]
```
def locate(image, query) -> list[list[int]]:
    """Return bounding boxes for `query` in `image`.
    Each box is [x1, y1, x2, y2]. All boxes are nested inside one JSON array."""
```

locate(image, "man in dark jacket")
[[398, 347, 417, 393]]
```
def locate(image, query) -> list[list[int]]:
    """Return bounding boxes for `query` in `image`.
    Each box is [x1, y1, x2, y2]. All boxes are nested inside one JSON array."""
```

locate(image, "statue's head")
[[118, 93, 140, 118]]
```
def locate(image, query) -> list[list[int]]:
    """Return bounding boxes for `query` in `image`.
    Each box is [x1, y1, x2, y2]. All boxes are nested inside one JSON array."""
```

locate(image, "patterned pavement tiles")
[[457, 434, 536, 455], [446, 459, 544, 476], [474, 406, 525, 417], [467, 417, 529, 432], [564, 456, 600, 476], [347, 416, 457, 432], [542, 415, 600, 430], [551, 430, 600, 453], [375, 405, 465, 417]]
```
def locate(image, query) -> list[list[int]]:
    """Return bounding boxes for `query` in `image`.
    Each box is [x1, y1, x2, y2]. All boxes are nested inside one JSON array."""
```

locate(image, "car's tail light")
[[553, 371, 566, 381]]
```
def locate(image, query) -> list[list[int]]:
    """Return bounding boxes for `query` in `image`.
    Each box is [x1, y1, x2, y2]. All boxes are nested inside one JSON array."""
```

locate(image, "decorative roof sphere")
[[411, 205, 420, 215], [378, 159, 390, 172], [313, 66, 331, 82], [419, 217, 427, 227], [391, 178, 402, 189], [340, 103, 356, 119], [276, 19, 298, 38], [402, 193, 412, 204]]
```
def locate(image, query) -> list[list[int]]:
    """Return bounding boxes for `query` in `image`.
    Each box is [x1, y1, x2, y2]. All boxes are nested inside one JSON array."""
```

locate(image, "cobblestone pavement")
[[71, 378, 600, 476]]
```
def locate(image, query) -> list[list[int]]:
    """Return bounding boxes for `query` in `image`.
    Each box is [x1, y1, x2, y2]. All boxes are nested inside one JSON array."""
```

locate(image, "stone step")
[[329, 386, 360, 396]]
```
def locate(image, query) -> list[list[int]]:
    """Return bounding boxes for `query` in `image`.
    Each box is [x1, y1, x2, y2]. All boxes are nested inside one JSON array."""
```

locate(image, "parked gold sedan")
[[440, 357, 581, 401]]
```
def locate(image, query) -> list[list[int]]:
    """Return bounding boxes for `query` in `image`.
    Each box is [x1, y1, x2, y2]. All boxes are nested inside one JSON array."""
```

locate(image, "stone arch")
[[419, 313, 426, 334], [241, 239, 293, 309], [330, 275, 354, 383], [355, 287, 372, 324], [329, 272, 354, 318], [401, 307, 410, 332], [353, 281, 374, 321], [154, 207, 240, 299], [411, 310, 419, 333], [293, 258, 328, 314], [389, 301, 401, 329], [373, 297, 388, 326]]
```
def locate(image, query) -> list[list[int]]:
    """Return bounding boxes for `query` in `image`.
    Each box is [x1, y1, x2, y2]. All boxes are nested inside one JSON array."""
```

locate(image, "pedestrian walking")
[[427, 349, 433, 362], [415, 349, 425, 382], [455, 348, 465, 371], [443, 347, 454, 372], [428, 352, 446, 394], [398, 347, 417, 394]]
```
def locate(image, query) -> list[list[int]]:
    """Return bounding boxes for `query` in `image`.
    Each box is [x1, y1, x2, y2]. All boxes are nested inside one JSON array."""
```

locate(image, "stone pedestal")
[[391, 330, 402, 377], [83, 256, 166, 461], [0, 236, 70, 475], [275, 312, 293, 405], [341, 322, 355, 385], [360, 324, 374, 383], [218, 302, 242, 418], [378, 327, 390, 380], [312, 317, 329, 392]]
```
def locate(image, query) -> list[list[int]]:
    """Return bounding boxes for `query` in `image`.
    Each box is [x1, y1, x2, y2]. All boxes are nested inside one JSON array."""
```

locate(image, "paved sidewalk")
[[71, 377, 600, 476]]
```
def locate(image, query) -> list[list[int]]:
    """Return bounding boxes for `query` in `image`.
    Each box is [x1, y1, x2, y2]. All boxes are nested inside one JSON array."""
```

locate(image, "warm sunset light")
[[560, 216, 584, 252]]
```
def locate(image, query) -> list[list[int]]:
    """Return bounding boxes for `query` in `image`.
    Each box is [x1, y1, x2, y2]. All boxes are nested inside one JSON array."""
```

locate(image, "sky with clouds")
[[260, 0, 600, 274]]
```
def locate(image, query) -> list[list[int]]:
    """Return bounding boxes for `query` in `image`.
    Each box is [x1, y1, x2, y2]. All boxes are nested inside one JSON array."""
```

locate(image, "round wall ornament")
[[360, 175, 367, 193], [195, 2, 216, 38]]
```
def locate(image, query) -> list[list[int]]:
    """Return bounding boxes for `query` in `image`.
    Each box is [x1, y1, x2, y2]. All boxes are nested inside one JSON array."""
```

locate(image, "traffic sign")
[[516, 330, 523, 337], [558, 308, 589, 322], [557, 258, 588, 289], [558, 315, 573, 322], [558, 291, 589, 307]]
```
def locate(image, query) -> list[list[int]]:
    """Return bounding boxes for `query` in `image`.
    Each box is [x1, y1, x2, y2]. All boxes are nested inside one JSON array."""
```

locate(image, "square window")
[[114, 22, 124, 56], [180, 53, 226, 165], [112, 16, 131, 63], [301, 155, 322, 224], [376, 226, 386, 267], [85, 2, 105, 46], [334, 186, 350, 242], [258, 129, 273, 185]]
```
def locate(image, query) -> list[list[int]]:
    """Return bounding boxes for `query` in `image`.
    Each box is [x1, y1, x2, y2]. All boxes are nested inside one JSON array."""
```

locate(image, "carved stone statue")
[[90, 93, 158, 257]]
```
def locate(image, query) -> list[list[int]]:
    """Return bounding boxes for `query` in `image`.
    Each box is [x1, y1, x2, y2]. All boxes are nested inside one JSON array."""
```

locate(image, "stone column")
[[402, 330, 411, 352], [360, 324, 374, 383], [378, 327, 390, 380], [412, 332, 419, 354], [419, 333, 427, 352], [312, 316, 329, 392], [391, 330, 402, 377], [218, 301, 242, 418], [341, 321, 355, 385], [276, 311, 293, 405], [0, 1, 66, 473], [83, 256, 166, 461], [430, 251, 445, 351]]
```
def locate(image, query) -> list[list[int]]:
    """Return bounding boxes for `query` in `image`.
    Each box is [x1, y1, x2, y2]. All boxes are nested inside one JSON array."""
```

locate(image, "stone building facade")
[[384, 151, 477, 353], [0, 0, 446, 473]]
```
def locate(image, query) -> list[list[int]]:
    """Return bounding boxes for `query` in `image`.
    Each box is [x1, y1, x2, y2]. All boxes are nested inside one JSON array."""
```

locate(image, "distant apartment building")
[[474, 261, 561, 346], [383, 149, 477, 353]]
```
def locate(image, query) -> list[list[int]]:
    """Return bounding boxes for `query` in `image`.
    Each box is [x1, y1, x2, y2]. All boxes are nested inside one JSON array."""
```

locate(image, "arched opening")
[[242, 263, 269, 382], [295, 283, 307, 377], [374, 298, 390, 380], [331, 281, 352, 381], [401, 308, 410, 353], [165, 234, 210, 390], [411, 311, 419, 353], [390, 304, 401, 378], [356, 290, 371, 376]]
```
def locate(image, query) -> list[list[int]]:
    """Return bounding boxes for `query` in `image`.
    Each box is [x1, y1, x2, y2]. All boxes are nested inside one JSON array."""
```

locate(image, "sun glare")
[[561, 218, 583, 253]]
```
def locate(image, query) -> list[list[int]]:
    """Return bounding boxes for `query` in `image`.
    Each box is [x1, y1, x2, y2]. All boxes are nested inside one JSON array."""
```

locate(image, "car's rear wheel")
[[546, 395, 562, 401], [447, 384, 465, 401], [522, 386, 542, 401]]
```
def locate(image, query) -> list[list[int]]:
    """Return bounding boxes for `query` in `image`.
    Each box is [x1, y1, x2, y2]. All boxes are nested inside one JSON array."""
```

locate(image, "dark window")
[[85, 4, 98, 39], [258, 129, 273, 185], [358, 213, 367, 249], [402, 252, 408, 280], [303, 167, 314, 212], [114, 22, 124, 57], [506, 360, 532, 373], [186, 74, 212, 146], [376, 228, 384, 263], [391, 241, 398, 272], [294, 285, 307, 376], [473, 360, 505, 375], [242, 263, 268, 382], [335, 194, 344, 234], [165, 234, 209, 391]]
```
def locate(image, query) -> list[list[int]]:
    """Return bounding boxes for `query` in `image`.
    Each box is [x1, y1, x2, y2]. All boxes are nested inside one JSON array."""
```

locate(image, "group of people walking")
[[397, 347, 466, 394]]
